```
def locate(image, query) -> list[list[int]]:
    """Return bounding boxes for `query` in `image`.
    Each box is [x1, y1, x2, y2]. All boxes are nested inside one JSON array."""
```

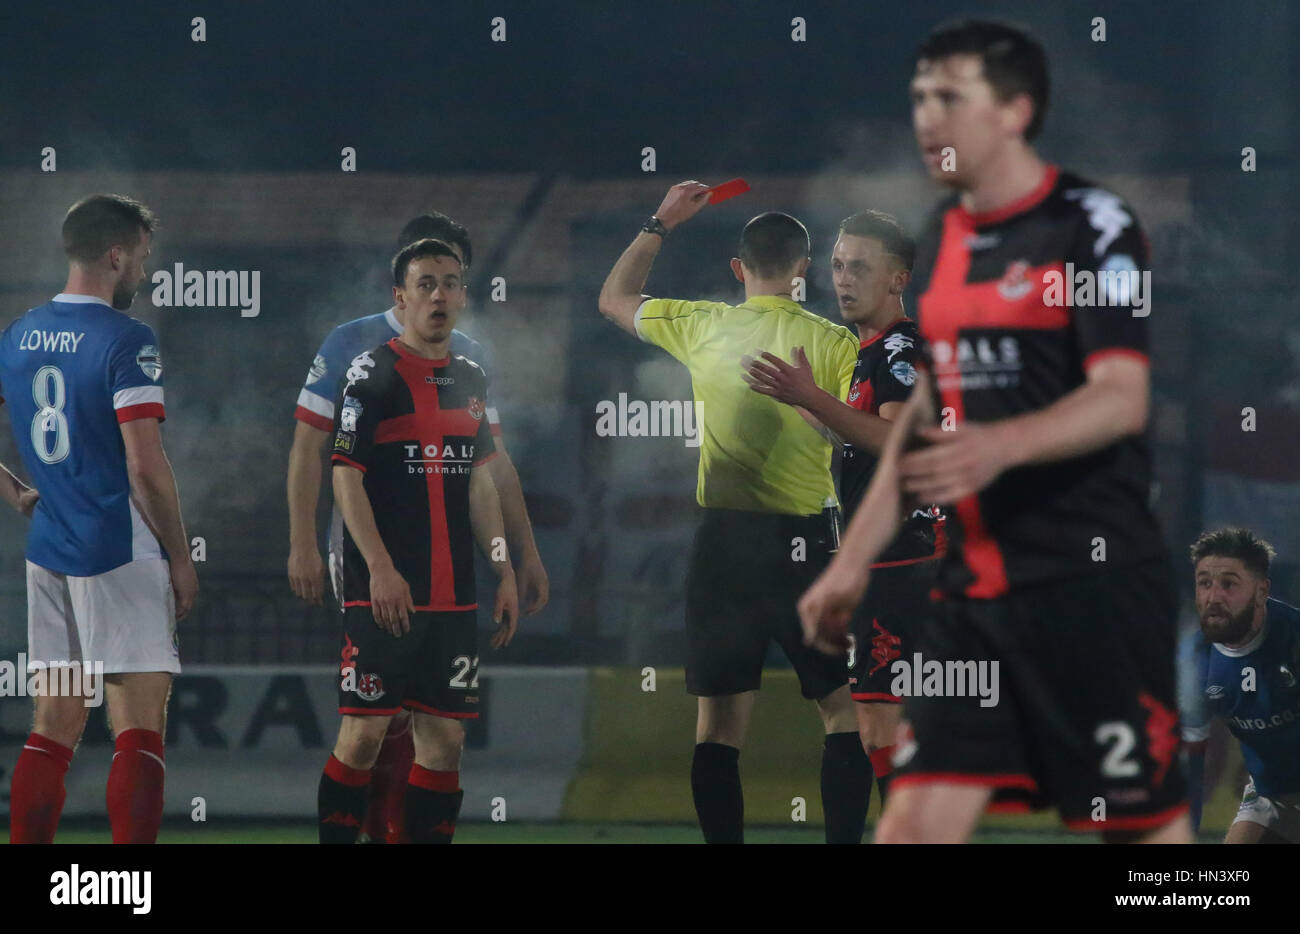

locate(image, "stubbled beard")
[[1200, 601, 1256, 644], [111, 278, 137, 310]]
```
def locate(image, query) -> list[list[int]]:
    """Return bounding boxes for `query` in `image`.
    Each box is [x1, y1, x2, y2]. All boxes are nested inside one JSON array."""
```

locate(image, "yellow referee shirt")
[[635, 294, 859, 515]]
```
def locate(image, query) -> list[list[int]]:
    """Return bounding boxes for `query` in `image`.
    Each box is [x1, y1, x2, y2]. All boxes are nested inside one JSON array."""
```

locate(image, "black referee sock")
[[692, 742, 744, 844], [822, 731, 872, 844], [318, 754, 370, 844]]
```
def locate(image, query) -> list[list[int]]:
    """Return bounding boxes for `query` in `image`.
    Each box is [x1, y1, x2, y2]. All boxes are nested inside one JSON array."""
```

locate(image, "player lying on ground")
[[1184, 528, 1300, 843], [599, 183, 867, 843], [797, 19, 1190, 843], [744, 210, 946, 831], [0, 194, 198, 843], [318, 238, 517, 844], [289, 211, 547, 842]]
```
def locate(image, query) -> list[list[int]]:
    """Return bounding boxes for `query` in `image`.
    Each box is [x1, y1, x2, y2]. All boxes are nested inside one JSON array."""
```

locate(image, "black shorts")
[[685, 507, 846, 700], [848, 557, 940, 704], [893, 557, 1188, 832], [337, 607, 479, 719]]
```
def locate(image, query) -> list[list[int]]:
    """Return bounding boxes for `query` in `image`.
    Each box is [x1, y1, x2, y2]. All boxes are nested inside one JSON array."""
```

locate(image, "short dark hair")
[[62, 194, 157, 263], [1190, 528, 1276, 579], [392, 238, 462, 287], [916, 19, 1050, 140], [397, 212, 472, 267], [838, 211, 916, 272], [738, 212, 811, 279]]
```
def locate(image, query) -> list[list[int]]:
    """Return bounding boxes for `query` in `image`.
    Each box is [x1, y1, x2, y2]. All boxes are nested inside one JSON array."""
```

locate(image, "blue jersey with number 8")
[[0, 294, 167, 576]]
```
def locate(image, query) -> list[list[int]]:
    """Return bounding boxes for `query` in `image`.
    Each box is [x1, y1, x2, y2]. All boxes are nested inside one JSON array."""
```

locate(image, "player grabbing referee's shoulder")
[[743, 210, 946, 829], [598, 182, 869, 844]]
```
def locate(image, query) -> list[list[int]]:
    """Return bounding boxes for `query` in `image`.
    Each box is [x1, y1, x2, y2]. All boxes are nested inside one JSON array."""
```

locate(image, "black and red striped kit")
[[894, 166, 1187, 831]]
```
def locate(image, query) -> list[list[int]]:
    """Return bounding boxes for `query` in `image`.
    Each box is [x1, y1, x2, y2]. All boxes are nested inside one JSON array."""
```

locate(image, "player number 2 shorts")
[[26, 558, 181, 675], [893, 557, 1188, 832]]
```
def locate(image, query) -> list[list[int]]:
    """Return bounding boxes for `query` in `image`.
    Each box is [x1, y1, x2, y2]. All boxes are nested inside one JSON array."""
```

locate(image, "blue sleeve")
[[295, 325, 351, 429]]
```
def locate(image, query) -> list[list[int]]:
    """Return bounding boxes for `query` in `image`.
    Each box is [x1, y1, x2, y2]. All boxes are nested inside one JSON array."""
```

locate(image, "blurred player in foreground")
[[0, 195, 197, 843], [599, 184, 863, 843], [289, 212, 547, 842], [744, 211, 945, 838], [1184, 528, 1300, 843], [318, 238, 517, 843], [799, 19, 1190, 842]]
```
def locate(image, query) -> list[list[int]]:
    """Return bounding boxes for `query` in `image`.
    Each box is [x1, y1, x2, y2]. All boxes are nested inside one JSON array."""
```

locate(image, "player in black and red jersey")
[[744, 211, 944, 840], [317, 238, 518, 844], [799, 20, 1190, 842]]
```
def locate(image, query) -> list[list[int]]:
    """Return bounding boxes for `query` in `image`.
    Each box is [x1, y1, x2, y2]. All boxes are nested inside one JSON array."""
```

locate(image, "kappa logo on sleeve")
[[345, 351, 376, 383], [306, 354, 327, 385], [883, 332, 914, 362], [136, 345, 162, 381]]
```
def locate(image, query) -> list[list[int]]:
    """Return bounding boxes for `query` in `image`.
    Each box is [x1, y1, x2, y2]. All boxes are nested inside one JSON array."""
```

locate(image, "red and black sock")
[[869, 746, 895, 805], [106, 729, 166, 844], [822, 730, 872, 844], [318, 754, 370, 844], [691, 742, 743, 844], [360, 716, 414, 844], [9, 732, 74, 844], [406, 765, 463, 844]]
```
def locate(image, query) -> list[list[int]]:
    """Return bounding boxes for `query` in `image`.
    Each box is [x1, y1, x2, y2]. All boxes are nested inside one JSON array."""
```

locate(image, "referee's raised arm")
[[597, 181, 711, 334]]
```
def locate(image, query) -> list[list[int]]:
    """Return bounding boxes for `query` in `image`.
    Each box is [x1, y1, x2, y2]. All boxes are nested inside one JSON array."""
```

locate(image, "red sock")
[[868, 746, 895, 778], [360, 717, 415, 844], [9, 732, 74, 844], [106, 729, 166, 844]]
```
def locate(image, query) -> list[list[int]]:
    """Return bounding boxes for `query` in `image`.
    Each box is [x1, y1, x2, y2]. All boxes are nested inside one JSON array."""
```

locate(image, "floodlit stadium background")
[[1, 0, 1296, 841]]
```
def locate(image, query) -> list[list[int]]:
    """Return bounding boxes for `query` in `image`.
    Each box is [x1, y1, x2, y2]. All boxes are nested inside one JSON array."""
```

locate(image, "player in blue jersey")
[[1184, 528, 1300, 843], [0, 195, 197, 844], [286, 212, 548, 842]]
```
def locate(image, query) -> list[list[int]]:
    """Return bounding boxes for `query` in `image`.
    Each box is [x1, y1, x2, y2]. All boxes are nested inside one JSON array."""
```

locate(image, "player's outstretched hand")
[[17, 487, 39, 518], [742, 346, 817, 407], [653, 181, 711, 231], [798, 558, 869, 656], [171, 556, 199, 622], [490, 570, 519, 649], [899, 422, 1008, 504], [288, 544, 326, 606], [517, 553, 550, 616], [369, 562, 415, 637]]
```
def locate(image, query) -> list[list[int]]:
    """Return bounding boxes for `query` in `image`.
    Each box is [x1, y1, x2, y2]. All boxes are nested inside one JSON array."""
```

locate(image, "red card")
[[708, 178, 750, 204]]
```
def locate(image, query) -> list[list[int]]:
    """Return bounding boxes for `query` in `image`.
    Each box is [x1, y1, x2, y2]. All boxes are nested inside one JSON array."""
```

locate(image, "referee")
[[598, 181, 865, 844]]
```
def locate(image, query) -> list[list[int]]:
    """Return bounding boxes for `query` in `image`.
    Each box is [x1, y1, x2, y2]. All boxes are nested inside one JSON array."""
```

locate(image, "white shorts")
[[27, 558, 181, 674], [1233, 778, 1300, 842]]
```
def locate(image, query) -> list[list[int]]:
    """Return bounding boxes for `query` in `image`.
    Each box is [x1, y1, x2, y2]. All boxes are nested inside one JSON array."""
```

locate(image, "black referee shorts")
[[893, 557, 1187, 831], [685, 507, 846, 700]]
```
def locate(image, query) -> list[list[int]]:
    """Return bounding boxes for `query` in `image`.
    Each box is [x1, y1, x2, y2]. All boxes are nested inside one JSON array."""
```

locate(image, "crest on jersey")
[[340, 396, 363, 432], [467, 396, 485, 420], [136, 345, 162, 382], [345, 351, 376, 383], [996, 260, 1034, 301], [306, 354, 327, 385], [355, 672, 385, 700], [847, 382, 861, 404], [890, 361, 917, 387]]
